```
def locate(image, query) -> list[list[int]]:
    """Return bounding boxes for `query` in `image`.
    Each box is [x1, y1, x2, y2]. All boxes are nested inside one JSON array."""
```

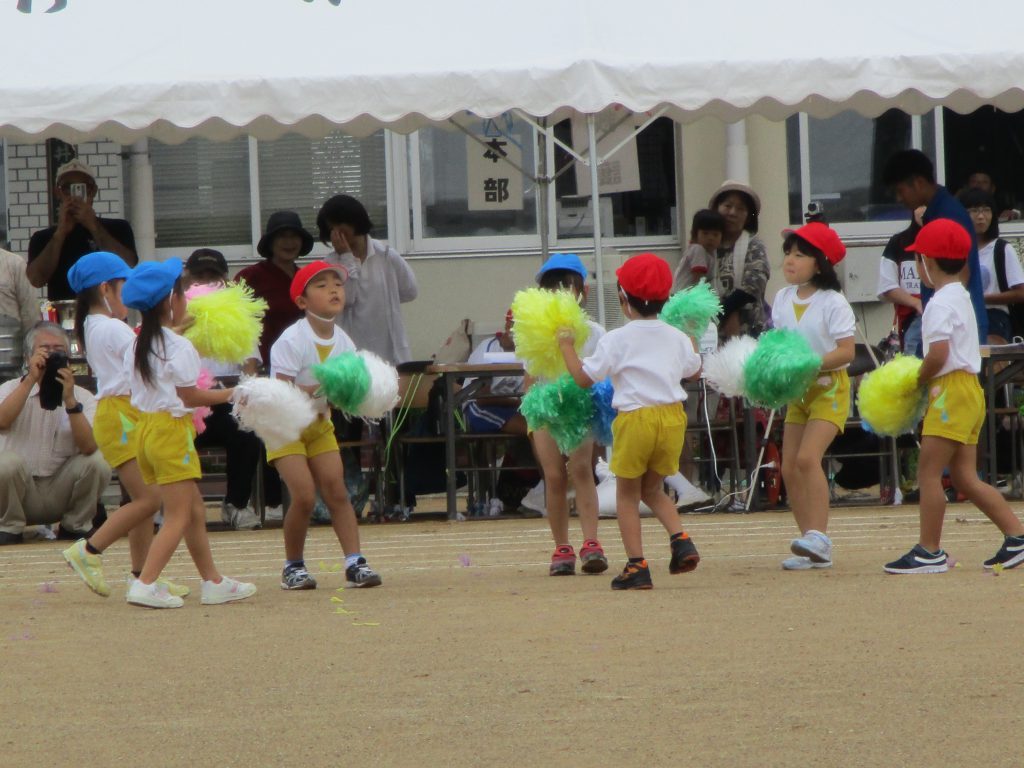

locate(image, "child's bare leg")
[[781, 422, 806, 525], [917, 436, 957, 551], [568, 440, 599, 542], [181, 484, 219, 582], [86, 460, 160, 570], [274, 455, 317, 562], [615, 475, 644, 558], [640, 470, 682, 537], [138, 480, 193, 584], [948, 444, 1024, 538], [309, 450, 361, 555], [791, 420, 839, 534], [532, 431, 570, 545]]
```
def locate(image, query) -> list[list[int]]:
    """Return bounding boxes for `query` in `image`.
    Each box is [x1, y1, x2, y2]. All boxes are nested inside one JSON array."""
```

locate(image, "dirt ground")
[[2, 504, 1022, 768]]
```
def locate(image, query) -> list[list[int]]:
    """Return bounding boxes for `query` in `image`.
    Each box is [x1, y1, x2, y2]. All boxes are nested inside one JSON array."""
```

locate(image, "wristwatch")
[[65, 402, 84, 415]]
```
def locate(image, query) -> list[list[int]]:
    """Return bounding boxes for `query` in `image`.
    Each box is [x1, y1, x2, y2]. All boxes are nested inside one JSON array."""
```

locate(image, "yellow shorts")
[[93, 395, 140, 469], [136, 412, 201, 486], [266, 416, 339, 463], [785, 370, 851, 433], [922, 370, 984, 445], [609, 403, 686, 479]]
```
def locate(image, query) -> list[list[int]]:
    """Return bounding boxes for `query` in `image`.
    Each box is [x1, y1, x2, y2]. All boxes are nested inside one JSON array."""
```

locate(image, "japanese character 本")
[[483, 139, 508, 163]]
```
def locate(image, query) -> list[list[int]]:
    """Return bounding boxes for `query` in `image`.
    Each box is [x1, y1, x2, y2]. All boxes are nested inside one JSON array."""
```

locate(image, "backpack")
[[991, 238, 1024, 339]]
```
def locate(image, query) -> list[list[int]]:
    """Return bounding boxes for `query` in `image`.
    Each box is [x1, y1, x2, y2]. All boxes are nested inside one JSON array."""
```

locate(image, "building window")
[[257, 130, 388, 240], [941, 106, 1024, 218]]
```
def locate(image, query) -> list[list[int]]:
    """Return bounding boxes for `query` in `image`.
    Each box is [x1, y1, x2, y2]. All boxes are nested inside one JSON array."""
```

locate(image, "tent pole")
[[587, 114, 606, 326], [538, 117, 550, 263], [127, 139, 155, 261]]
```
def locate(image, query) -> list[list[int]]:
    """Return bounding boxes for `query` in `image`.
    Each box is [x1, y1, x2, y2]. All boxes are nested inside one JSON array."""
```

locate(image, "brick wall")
[[4, 140, 125, 256]]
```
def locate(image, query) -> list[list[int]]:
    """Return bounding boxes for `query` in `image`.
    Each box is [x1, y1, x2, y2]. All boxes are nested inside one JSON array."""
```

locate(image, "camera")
[[69, 182, 88, 200], [39, 351, 68, 411], [804, 201, 826, 223]]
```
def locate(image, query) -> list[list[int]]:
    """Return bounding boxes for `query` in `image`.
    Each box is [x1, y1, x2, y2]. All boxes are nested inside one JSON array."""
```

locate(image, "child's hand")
[[172, 313, 195, 335], [557, 327, 576, 345]]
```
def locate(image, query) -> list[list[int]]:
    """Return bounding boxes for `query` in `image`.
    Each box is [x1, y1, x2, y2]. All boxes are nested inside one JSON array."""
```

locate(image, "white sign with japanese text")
[[466, 134, 523, 211]]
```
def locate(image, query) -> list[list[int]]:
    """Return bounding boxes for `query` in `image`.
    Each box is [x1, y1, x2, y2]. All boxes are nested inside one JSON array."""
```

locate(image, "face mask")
[[306, 310, 337, 324], [102, 296, 114, 315], [919, 258, 934, 287]]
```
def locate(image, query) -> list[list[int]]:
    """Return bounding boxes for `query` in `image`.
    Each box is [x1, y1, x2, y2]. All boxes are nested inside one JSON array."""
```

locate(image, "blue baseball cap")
[[536, 252, 588, 283], [67, 251, 133, 293], [122, 258, 183, 311]]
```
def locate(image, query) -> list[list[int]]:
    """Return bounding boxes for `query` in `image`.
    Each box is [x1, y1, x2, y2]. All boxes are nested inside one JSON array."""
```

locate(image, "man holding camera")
[[26, 159, 137, 301], [0, 322, 109, 545]]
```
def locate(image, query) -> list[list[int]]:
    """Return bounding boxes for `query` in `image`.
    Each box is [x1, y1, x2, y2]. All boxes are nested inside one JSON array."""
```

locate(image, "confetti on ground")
[[335, 608, 353, 615], [335, 587, 345, 593], [458, 554, 471, 567], [38, 582, 57, 593], [318, 561, 342, 573], [330, 596, 344, 603], [10, 630, 33, 640], [990, 563, 1004, 576], [352, 621, 380, 627]]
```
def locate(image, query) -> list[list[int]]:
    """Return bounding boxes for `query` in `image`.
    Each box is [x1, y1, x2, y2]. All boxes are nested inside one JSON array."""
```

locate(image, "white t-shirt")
[[465, 336, 524, 396], [922, 282, 981, 376], [877, 257, 920, 298], [83, 314, 134, 398], [581, 319, 700, 412], [127, 328, 202, 417], [771, 286, 856, 370], [978, 239, 1024, 315], [271, 317, 356, 413]]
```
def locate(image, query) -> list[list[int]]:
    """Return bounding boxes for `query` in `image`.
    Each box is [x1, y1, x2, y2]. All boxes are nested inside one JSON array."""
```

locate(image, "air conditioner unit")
[[557, 196, 613, 238], [582, 252, 627, 331]]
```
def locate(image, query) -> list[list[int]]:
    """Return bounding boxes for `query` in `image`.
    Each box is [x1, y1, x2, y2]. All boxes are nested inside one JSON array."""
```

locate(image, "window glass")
[[258, 131, 388, 240], [941, 107, 1024, 218], [149, 137, 251, 247], [554, 116, 676, 238], [417, 121, 537, 238]]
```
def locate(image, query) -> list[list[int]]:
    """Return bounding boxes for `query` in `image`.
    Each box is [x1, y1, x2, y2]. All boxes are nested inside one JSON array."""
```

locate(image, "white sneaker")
[[201, 576, 257, 605], [264, 505, 284, 523], [222, 502, 261, 530], [782, 555, 833, 571], [665, 472, 711, 508], [790, 530, 833, 564], [520, 480, 546, 515], [126, 579, 184, 609]]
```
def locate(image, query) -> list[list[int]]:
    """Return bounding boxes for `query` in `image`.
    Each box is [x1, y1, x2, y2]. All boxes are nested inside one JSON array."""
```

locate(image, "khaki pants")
[[0, 450, 111, 535]]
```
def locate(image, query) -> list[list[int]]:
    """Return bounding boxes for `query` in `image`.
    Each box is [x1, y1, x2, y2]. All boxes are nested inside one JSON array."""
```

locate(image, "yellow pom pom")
[[856, 354, 927, 437], [184, 283, 268, 363], [510, 288, 590, 379]]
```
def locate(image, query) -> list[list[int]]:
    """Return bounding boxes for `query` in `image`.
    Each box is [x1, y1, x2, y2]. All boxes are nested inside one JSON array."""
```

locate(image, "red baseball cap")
[[289, 260, 349, 304], [905, 218, 971, 261], [782, 222, 846, 265], [616, 252, 672, 301]]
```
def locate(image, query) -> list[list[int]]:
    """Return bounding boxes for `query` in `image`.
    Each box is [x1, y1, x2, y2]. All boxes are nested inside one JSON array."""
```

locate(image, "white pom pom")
[[354, 351, 400, 420], [232, 376, 318, 450], [703, 335, 758, 398]]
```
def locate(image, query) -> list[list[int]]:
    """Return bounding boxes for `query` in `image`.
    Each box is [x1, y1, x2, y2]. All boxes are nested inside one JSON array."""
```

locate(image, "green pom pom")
[[659, 279, 723, 337], [857, 354, 927, 436], [743, 329, 822, 409], [520, 375, 595, 454], [312, 352, 371, 413], [511, 288, 590, 379]]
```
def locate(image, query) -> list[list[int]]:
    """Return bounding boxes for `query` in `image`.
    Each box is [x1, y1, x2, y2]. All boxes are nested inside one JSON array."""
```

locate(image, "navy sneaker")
[[610, 560, 653, 590], [884, 544, 948, 574], [345, 557, 382, 588], [281, 563, 317, 590], [668, 534, 700, 574], [983, 535, 1024, 570]]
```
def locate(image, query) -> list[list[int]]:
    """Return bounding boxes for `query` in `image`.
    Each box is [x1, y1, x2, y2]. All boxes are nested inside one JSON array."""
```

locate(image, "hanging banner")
[[466, 131, 524, 212]]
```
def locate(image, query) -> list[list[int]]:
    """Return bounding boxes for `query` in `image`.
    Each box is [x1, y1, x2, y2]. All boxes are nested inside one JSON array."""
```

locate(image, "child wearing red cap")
[[772, 223, 856, 570], [268, 261, 382, 590], [885, 219, 1024, 574], [559, 253, 702, 590]]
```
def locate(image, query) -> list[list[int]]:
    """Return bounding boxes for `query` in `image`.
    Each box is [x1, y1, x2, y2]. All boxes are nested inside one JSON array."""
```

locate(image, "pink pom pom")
[[192, 405, 211, 435], [196, 368, 214, 390], [184, 282, 222, 302]]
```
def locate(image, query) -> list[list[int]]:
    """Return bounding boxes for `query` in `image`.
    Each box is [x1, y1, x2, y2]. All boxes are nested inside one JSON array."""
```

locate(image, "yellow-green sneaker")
[[156, 576, 191, 598], [62, 539, 111, 597]]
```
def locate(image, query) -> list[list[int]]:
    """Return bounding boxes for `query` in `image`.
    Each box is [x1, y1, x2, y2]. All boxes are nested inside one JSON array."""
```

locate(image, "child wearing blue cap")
[[530, 253, 609, 576], [121, 258, 256, 609], [61, 253, 189, 600]]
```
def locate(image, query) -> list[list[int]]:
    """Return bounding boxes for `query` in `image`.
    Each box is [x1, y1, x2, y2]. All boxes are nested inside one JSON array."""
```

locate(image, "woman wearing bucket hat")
[[708, 180, 771, 339]]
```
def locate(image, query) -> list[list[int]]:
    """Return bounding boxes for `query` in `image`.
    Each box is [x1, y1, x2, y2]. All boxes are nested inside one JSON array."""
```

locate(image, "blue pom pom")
[[590, 379, 616, 446]]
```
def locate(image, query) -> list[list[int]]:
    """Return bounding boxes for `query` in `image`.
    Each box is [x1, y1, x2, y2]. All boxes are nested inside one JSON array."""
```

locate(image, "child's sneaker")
[[669, 534, 700, 574], [883, 544, 948, 574], [201, 576, 257, 605], [126, 573, 191, 598], [983, 535, 1024, 570], [281, 563, 317, 590], [126, 579, 184, 609], [62, 539, 110, 597], [345, 557, 382, 588], [790, 530, 832, 564], [549, 545, 577, 576], [610, 560, 653, 590], [782, 556, 833, 571], [579, 540, 608, 574]]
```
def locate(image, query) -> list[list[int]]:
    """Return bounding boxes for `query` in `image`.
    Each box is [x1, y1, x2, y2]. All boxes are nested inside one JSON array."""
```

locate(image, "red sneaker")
[[579, 539, 609, 574], [549, 545, 576, 576]]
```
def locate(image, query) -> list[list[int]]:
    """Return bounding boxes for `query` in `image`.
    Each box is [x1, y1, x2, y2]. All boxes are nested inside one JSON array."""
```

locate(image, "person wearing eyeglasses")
[[26, 159, 137, 301]]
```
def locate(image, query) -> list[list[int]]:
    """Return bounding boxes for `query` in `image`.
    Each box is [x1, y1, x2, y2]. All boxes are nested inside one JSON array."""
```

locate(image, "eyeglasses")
[[967, 207, 992, 215], [37, 344, 68, 353]]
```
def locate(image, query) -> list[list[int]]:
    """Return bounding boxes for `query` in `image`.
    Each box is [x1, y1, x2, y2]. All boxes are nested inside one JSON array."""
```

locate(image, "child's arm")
[[178, 385, 234, 408], [558, 333, 595, 389], [820, 336, 856, 371], [916, 340, 949, 387]]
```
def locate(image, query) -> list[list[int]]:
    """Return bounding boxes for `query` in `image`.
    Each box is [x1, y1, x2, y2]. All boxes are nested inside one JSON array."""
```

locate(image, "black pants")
[[194, 403, 262, 509]]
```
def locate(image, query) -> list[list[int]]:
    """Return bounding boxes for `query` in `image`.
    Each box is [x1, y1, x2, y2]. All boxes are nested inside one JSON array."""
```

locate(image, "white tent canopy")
[[3, 0, 1024, 143]]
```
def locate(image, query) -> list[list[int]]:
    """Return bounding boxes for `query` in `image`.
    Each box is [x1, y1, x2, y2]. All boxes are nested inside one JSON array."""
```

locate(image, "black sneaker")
[[280, 563, 317, 590], [0, 531, 23, 546], [345, 557, 382, 588], [983, 535, 1024, 570], [610, 560, 653, 590], [669, 535, 700, 574], [884, 544, 948, 574]]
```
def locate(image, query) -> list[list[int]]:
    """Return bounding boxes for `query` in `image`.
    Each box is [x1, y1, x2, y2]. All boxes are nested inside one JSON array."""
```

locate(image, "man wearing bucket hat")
[[26, 158, 137, 301]]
